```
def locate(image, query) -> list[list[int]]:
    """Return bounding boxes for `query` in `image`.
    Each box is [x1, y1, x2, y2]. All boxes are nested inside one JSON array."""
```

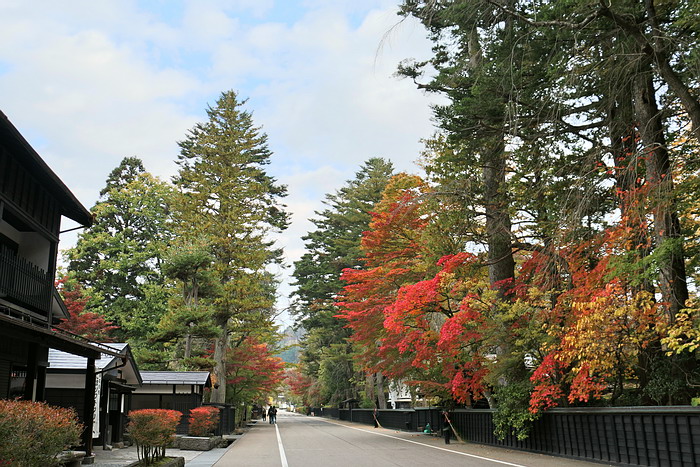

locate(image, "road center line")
[[319, 419, 526, 467], [275, 422, 289, 467]]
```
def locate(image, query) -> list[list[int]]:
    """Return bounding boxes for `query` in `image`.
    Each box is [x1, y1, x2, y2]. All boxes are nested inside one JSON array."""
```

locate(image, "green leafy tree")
[[66, 157, 174, 353]]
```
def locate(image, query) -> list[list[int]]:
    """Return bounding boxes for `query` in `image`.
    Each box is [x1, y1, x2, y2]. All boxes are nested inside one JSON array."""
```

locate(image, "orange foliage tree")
[[188, 406, 220, 436], [55, 275, 118, 342], [337, 173, 695, 437], [127, 409, 182, 464], [285, 367, 321, 408], [226, 336, 285, 406], [337, 175, 430, 382]]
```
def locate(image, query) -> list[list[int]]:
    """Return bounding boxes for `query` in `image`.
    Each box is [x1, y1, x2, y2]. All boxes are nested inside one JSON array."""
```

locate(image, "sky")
[[0, 0, 441, 328]]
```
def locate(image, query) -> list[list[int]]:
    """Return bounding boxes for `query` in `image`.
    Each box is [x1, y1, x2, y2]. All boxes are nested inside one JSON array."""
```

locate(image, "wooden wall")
[[0, 145, 61, 236]]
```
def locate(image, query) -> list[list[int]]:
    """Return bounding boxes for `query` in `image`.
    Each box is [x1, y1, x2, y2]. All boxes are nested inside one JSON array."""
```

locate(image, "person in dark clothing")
[[261, 406, 267, 421], [268, 406, 277, 424], [442, 411, 452, 444]]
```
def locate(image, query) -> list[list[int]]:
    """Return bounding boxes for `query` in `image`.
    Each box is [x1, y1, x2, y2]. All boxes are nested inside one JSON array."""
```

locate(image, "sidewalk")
[[91, 434, 244, 466]]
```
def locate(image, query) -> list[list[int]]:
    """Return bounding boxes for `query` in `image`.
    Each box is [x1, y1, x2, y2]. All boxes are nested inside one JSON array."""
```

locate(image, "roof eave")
[[0, 111, 93, 227]]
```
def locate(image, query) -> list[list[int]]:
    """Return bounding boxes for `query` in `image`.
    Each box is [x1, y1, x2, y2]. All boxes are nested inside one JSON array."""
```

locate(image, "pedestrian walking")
[[268, 405, 277, 424], [261, 406, 266, 421]]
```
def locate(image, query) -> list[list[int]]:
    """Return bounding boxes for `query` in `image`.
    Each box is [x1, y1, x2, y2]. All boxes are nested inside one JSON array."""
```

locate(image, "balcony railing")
[[0, 248, 52, 318]]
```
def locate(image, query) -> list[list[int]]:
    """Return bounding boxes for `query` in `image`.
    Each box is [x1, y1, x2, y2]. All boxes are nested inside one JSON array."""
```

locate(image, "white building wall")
[[46, 373, 85, 389], [133, 384, 201, 395]]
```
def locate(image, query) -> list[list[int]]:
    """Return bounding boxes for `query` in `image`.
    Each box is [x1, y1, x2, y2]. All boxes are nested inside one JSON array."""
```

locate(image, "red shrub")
[[188, 406, 220, 437], [0, 399, 83, 466], [127, 409, 182, 464]]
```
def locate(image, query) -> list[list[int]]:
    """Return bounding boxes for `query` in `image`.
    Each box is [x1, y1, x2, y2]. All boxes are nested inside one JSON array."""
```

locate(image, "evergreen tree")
[[66, 157, 174, 353], [152, 240, 220, 368], [172, 90, 288, 403]]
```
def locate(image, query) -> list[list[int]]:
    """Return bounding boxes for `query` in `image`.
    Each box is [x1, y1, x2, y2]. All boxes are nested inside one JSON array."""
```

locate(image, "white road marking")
[[320, 419, 527, 467], [275, 422, 289, 467]]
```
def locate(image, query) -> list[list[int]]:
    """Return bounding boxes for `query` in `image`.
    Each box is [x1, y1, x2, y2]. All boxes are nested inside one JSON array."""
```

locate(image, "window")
[[0, 232, 18, 256], [109, 392, 120, 411], [8, 365, 27, 399], [0, 232, 18, 294]]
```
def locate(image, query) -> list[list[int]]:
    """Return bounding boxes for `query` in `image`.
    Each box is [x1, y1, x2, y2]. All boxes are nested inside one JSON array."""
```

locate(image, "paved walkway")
[[91, 445, 211, 466], [91, 433, 245, 466]]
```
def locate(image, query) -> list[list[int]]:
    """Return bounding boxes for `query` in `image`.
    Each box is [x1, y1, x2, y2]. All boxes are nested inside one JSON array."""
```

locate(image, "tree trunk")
[[375, 373, 387, 409], [365, 373, 375, 406], [184, 332, 192, 360], [633, 65, 688, 321], [608, 71, 656, 297], [479, 3, 515, 297], [183, 281, 197, 361], [481, 136, 514, 410], [482, 135, 516, 296], [210, 319, 228, 404], [608, 76, 637, 214], [653, 55, 700, 139], [473, 5, 515, 411], [642, 0, 700, 140], [600, 2, 700, 139]]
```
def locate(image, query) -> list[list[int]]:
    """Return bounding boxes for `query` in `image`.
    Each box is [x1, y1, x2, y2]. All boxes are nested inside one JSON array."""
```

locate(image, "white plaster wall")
[[46, 373, 85, 388], [133, 384, 201, 394], [0, 221, 50, 271], [18, 232, 49, 271]]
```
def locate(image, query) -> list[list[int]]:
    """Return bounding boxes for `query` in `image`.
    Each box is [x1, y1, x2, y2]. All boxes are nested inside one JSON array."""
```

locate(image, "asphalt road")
[[214, 411, 611, 467]]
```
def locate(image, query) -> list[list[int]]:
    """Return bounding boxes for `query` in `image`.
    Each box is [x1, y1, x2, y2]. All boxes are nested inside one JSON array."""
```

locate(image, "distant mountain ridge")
[[277, 326, 303, 364]]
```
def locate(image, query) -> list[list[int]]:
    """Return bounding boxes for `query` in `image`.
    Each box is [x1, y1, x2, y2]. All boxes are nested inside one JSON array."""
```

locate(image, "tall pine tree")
[[172, 90, 288, 403]]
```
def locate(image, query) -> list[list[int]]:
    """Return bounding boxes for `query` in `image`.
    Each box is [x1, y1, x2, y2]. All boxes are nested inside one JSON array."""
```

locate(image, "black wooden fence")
[[203, 403, 235, 436], [311, 406, 700, 467]]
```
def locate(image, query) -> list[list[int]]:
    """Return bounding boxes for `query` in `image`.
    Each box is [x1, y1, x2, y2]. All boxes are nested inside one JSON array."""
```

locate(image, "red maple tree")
[[226, 337, 285, 405], [285, 367, 321, 407], [336, 167, 684, 413], [55, 275, 118, 342], [336, 175, 435, 389]]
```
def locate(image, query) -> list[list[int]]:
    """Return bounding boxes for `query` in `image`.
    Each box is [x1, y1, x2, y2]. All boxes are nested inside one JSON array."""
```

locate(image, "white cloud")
[[0, 1, 442, 319], [239, 5, 438, 175]]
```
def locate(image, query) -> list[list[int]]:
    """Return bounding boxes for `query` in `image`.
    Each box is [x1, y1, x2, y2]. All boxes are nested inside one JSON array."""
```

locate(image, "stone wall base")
[[177, 435, 223, 451]]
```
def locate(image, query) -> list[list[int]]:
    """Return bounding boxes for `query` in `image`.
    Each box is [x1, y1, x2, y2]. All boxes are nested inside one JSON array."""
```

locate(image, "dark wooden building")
[[0, 110, 117, 457], [46, 343, 141, 449], [132, 371, 211, 434]]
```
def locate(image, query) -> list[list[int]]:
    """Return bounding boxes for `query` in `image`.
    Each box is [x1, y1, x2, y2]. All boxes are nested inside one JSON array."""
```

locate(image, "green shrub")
[[493, 381, 540, 441], [127, 409, 182, 465], [0, 399, 83, 467], [188, 406, 220, 436]]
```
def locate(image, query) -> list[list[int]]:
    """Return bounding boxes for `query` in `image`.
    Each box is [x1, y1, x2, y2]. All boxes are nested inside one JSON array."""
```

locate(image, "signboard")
[[92, 373, 102, 438]]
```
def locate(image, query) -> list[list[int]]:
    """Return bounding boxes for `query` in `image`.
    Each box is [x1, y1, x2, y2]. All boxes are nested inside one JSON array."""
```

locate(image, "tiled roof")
[[140, 371, 211, 386], [48, 343, 128, 370]]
